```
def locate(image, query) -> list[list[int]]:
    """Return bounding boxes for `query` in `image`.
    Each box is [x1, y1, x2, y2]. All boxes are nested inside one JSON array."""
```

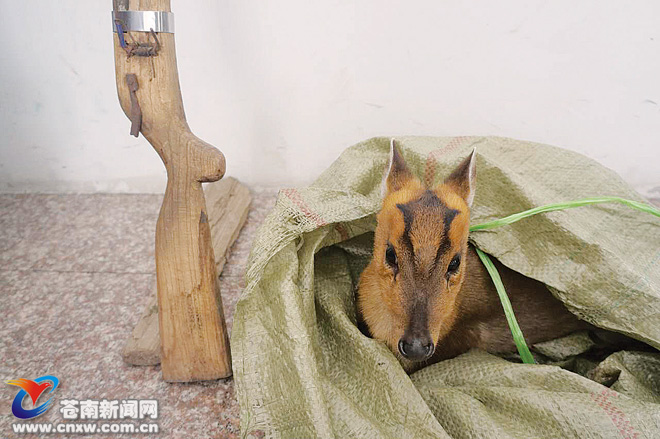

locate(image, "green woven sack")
[[233, 136, 660, 438]]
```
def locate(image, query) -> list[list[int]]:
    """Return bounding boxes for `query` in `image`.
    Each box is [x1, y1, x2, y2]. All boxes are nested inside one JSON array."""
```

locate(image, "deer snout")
[[398, 333, 435, 361]]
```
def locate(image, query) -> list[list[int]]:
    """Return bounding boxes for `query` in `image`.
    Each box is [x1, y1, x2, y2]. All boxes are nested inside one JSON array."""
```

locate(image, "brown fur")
[[357, 143, 586, 372]]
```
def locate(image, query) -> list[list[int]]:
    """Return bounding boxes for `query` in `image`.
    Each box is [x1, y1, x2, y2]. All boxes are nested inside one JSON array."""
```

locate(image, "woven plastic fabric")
[[233, 137, 660, 438]]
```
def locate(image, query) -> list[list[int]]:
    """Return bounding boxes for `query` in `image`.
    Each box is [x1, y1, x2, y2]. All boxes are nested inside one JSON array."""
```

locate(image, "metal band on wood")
[[112, 11, 174, 33]]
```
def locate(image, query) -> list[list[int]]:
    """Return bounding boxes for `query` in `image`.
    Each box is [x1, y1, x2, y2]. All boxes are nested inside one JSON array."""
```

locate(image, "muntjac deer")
[[357, 140, 588, 372]]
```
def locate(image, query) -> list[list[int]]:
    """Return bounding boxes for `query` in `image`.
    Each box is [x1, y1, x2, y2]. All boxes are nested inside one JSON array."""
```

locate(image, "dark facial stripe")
[[404, 298, 430, 339], [397, 190, 459, 269], [396, 202, 416, 260], [436, 208, 459, 266]]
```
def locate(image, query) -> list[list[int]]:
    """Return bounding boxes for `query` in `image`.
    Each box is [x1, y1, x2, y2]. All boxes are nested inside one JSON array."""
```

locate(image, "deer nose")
[[398, 335, 435, 361]]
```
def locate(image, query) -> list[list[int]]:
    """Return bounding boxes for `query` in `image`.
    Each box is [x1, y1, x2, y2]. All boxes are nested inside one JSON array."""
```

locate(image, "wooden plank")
[[206, 177, 252, 275], [122, 291, 159, 366], [121, 177, 251, 367]]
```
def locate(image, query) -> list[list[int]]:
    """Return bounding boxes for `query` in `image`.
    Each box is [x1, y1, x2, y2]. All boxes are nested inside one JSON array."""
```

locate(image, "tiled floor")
[[0, 188, 278, 439]]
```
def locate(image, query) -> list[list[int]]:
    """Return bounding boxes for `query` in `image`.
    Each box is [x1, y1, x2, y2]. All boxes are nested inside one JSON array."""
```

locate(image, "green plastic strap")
[[470, 196, 660, 232], [469, 197, 660, 365], [474, 247, 536, 364]]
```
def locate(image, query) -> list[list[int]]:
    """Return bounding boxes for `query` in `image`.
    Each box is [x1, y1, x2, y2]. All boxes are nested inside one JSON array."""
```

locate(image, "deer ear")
[[443, 148, 477, 207], [381, 139, 416, 197]]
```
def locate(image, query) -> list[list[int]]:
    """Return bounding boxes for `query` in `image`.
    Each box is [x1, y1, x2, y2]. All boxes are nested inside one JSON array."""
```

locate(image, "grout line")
[[0, 269, 245, 277], [0, 268, 155, 275]]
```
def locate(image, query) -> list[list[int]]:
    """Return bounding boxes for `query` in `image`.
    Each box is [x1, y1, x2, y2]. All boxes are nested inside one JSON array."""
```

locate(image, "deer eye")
[[385, 243, 398, 272], [447, 254, 461, 275]]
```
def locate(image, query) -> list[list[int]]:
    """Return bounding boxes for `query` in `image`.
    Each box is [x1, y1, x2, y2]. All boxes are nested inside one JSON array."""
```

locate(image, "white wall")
[[1, 1, 658, 196]]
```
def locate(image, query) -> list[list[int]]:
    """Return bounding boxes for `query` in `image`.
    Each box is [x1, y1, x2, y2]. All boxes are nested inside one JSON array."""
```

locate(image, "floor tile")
[[0, 188, 278, 439]]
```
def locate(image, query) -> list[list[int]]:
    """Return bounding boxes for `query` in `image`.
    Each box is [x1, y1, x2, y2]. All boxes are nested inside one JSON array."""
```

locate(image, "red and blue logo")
[[7, 376, 59, 419]]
